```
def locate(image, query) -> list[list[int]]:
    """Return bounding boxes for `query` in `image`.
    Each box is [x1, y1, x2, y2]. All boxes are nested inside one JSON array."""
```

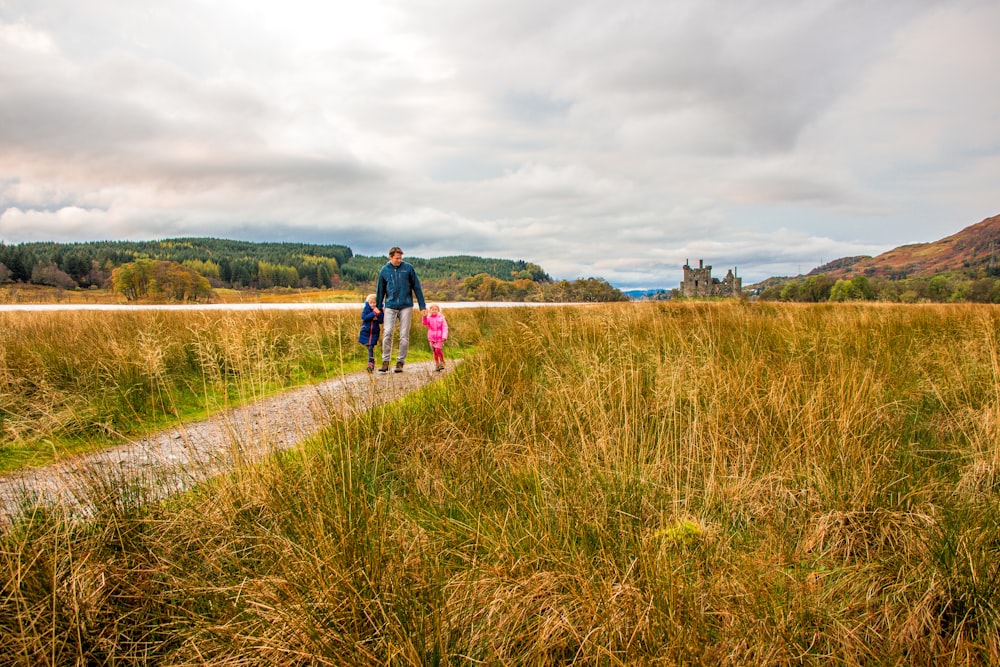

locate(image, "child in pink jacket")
[[421, 304, 449, 371]]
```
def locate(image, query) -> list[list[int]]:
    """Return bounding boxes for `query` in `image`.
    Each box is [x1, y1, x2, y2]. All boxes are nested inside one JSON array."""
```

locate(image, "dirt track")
[[0, 360, 453, 523]]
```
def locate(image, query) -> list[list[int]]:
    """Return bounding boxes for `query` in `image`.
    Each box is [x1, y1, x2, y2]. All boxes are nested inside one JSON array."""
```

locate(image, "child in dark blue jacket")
[[358, 294, 384, 372]]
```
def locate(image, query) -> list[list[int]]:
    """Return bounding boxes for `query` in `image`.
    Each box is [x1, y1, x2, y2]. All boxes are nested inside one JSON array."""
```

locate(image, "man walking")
[[376, 246, 426, 373]]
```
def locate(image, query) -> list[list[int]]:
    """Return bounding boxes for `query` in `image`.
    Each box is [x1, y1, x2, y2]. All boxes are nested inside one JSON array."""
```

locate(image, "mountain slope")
[[809, 214, 1000, 279]]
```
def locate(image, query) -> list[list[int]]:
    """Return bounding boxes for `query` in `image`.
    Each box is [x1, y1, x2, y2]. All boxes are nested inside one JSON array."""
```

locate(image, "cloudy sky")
[[1, 1, 997, 288]]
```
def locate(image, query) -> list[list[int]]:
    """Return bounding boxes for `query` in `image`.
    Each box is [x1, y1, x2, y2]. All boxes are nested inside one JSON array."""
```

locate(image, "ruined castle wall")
[[680, 261, 742, 298], [680, 264, 714, 297]]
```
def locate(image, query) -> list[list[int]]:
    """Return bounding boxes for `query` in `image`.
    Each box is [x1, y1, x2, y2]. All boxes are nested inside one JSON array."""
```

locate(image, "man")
[[375, 246, 426, 373]]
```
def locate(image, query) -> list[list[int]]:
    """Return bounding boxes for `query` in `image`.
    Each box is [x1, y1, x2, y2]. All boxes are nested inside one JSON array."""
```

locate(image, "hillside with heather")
[[808, 214, 1000, 280], [752, 213, 1000, 303]]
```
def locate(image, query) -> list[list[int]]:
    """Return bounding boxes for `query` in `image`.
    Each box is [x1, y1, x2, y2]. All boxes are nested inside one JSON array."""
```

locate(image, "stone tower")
[[680, 259, 742, 298]]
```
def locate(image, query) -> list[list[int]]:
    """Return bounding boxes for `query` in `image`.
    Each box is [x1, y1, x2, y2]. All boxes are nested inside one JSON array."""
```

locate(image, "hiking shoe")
[[394, 361, 404, 373], [436, 363, 445, 372], [378, 361, 390, 373], [366, 361, 375, 372]]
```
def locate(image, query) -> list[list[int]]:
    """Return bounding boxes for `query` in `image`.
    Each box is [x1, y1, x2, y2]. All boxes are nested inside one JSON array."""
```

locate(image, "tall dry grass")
[[0, 308, 478, 471], [2, 302, 999, 665]]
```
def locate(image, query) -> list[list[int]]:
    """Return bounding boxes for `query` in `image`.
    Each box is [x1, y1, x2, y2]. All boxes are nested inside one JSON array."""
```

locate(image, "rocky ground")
[[0, 360, 454, 523]]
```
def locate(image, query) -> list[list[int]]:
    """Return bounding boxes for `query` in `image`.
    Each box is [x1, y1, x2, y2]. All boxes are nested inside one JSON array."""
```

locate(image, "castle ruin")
[[679, 259, 742, 298]]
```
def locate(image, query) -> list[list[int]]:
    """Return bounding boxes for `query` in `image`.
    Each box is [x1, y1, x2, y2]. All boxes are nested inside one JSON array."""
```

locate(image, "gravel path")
[[0, 360, 454, 523]]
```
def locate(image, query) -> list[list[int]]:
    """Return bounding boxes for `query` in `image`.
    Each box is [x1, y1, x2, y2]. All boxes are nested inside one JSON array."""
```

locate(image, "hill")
[[340, 254, 549, 283], [0, 238, 548, 289], [622, 288, 671, 300], [0, 237, 630, 302], [809, 214, 1000, 279]]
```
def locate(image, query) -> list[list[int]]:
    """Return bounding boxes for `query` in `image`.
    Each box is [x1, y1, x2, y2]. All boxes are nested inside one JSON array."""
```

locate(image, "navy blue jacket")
[[376, 261, 426, 310], [358, 302, 384, 346]]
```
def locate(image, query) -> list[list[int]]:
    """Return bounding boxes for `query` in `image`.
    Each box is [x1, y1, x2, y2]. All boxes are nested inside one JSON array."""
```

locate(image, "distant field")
[[0, 283, 363, 305], [212, 287, 363, 303], [2, 302, 999, 664]]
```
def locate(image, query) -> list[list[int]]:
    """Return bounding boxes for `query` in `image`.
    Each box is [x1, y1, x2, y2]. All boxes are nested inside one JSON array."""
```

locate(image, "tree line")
[[0, 239, 351, 291], [420, 275, 627, 303], [756, 271, 1000, 303], [0, 238, 628, 302]]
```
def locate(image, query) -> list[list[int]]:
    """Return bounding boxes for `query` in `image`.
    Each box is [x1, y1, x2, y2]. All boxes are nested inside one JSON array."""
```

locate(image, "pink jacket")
[[422, 312, 449, 345]]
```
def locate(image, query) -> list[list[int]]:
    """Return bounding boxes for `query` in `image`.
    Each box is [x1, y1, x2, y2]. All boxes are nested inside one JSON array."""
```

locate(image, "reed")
[[1, 302, 998, 665], [0, 308, 478, 472]]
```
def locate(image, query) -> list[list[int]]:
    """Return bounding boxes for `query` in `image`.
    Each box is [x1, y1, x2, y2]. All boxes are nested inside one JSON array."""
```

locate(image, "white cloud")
[[1, 0, 997, 288], [0, 20, 55, 53], [1, 205, 113, 240]]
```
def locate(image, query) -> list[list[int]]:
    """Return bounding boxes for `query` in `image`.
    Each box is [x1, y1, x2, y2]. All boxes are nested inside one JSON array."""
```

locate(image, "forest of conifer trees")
[[0, 237, 628, 303]]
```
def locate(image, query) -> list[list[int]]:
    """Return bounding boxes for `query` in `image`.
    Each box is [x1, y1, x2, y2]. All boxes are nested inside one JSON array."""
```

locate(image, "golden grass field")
[[1, 302, 999, 665], [0, 283, 364, 305]]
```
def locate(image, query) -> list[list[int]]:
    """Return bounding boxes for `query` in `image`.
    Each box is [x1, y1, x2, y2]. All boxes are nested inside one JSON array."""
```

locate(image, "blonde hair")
[[428, 303, 441, 312], [366, 293, 377, 303]]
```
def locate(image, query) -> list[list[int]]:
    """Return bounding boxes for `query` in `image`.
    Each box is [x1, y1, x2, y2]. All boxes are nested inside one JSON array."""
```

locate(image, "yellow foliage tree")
[[112, 259, 212, 301], [111, 258, 156, 300]]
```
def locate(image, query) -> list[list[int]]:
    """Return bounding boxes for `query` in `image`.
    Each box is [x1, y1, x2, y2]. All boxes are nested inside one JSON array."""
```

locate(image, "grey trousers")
[[381, 307, 413, 364]]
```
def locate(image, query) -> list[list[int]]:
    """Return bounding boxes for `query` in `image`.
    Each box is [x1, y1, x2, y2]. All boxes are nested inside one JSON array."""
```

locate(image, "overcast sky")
[[1, 1, 997, 288]]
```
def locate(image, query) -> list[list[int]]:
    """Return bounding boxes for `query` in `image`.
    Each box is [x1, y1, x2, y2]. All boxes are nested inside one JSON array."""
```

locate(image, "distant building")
[[679, 259, 742, 298]]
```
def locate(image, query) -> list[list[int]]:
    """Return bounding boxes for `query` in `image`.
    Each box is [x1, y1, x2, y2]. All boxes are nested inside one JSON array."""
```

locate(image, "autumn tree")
[[154, 261, 213, 301], [111, 259, 157, 300], [112, 259, 211, 301], [31, 263, 77, 289], [183, 259, 221, 281]]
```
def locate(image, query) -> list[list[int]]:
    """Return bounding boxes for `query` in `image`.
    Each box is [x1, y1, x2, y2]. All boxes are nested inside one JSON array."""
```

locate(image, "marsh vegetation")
[[2, 303, 999, 664]]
